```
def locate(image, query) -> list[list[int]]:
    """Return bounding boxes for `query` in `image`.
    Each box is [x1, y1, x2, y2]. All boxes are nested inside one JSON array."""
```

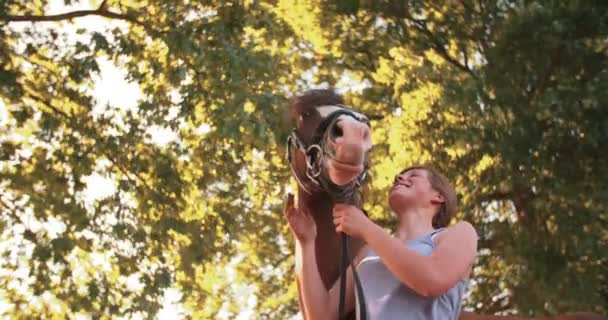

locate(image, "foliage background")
[[0, 0, 606, 319]]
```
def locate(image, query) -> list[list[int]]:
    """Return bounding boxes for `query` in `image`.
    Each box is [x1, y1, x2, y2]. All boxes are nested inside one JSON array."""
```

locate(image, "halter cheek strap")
[[285, 132, 318, 195]]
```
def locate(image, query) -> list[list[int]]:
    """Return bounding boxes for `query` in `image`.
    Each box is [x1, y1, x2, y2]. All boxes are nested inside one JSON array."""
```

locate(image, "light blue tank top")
[[355, 228, 468, 320]]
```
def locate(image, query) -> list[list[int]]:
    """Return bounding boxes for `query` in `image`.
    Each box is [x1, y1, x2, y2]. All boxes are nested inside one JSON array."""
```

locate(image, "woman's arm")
[[295, 244, 308, 319], [296, 239, 331, 319], [295, 240, 363, 320], [332, 204, 477, 298], [363, 221, 477, 297], [285, 194, 358, 319]]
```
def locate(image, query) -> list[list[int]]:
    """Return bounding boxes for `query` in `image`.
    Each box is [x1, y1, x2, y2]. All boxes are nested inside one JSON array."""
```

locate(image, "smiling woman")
[[287, 161, 478, 320], [334, 165, 477, 319], [390, 165, 458, 229]]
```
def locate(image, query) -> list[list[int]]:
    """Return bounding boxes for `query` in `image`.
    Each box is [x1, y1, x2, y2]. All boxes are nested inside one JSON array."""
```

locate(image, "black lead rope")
[[338, 234, 347, 319], [338, 233, 367, 320]]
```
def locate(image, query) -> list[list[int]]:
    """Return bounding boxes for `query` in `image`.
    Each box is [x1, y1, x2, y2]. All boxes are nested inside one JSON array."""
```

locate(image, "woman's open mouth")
[[391, 182, 412, 191]]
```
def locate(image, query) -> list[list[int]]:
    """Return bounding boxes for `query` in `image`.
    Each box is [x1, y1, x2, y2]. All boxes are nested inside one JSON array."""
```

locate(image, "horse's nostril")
[[331, 124, 343, 139]]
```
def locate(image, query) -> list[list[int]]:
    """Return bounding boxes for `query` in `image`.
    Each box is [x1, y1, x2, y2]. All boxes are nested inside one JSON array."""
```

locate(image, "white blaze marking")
[[315, 105, 368, 122]]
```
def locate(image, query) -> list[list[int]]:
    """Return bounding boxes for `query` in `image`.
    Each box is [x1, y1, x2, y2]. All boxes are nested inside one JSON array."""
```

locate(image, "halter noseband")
[[286, 105, 371, 202]]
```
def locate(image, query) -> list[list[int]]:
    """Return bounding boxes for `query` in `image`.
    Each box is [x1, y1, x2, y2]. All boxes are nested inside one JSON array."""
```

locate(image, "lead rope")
[[338, 233, 367, 320]]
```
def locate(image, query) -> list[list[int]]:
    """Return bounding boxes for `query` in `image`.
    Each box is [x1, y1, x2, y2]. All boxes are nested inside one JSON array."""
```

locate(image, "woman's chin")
[[388, 190, 409, 210]]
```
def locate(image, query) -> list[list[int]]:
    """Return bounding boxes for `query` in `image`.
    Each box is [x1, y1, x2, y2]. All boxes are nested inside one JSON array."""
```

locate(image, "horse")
[[284, 89, 372, 319], [283, 89, 606, 320]]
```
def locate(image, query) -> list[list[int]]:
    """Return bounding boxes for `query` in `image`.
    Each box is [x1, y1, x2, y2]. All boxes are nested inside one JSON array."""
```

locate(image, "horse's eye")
[[302, 111, 311, 118]]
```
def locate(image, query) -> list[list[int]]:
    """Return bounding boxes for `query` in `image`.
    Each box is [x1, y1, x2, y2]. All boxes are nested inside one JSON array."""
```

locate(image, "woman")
[[285, 165, 478, 320]]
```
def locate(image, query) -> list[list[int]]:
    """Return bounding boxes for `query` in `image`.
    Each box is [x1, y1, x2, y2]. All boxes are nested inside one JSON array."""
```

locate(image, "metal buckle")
[[305, 144, 322, 182]]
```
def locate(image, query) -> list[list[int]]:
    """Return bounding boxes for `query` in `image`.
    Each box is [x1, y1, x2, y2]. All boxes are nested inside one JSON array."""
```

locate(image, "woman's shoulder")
[[354, 244, 372, 266], [449, 221, 476, 232], [435, 221, 478, 244]]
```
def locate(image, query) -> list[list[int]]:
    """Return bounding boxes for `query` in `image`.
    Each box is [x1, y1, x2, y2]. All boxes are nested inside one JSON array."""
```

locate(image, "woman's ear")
[[430, 192, 445, 205]]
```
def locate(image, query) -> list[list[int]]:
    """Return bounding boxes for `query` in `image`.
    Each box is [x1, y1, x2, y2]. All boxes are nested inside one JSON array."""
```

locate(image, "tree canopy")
[[0, 1, 606, 319]]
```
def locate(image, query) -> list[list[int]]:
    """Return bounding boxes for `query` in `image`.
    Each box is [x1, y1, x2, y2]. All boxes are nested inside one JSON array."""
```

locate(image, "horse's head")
[[286, 89, 372, 201]]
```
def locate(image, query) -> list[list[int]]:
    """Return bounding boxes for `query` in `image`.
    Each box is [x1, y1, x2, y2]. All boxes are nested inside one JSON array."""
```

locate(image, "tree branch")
[[0, 195, 33, 239], [480, 191, 513, 202], [459, 0, 479, 15], [367, 114, 385, 121], [527, 46, 561, 102], [400, 4, 483, 82], [2, 3, 146, 28], [24, 90, 72, 120], [99, 0, 108, 11], [415, 20, 478, 79], [477, 237, 497, 251]]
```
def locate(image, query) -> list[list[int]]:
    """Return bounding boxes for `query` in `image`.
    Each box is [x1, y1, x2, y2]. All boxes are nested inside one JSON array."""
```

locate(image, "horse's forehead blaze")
[[315, 105, 368, 121], [316, 105, 344, 118]]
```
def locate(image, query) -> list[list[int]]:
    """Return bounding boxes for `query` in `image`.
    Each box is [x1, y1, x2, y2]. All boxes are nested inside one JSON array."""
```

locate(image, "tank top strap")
[[429, 227, 446, 242]]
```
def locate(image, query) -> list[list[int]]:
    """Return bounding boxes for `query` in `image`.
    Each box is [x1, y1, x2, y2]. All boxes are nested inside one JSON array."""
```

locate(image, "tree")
[[307, 0, 608, 315], [0, 1, 304, 318], [0, 0, 606, 319]]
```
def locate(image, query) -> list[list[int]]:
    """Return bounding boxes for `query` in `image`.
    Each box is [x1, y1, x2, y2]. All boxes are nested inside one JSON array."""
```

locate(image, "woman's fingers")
[[332, 207, 342, 218], [300, 205, 312, 218], [284, 194, 316, 232], [333, 217, 347, 230], [283, 193, 294, 215], [284, 193, 302, 221], [333, 203, 348, 210]]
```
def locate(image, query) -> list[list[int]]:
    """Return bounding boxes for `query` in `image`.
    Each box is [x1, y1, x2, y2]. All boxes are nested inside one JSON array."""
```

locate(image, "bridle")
[[285, 104, 370, 320], [285, 105, 370, 203]]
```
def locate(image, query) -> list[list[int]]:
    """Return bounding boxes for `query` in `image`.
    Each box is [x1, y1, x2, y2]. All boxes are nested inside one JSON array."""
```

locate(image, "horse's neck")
[[298, 190, 334, 228], [298, 188, 364, 290]]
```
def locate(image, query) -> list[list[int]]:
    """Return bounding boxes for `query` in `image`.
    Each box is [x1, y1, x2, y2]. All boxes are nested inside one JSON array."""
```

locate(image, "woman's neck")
[[394, 208, 435, 242]]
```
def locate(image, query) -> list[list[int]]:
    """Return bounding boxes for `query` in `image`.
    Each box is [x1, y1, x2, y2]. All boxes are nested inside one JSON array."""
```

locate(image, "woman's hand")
[[332, 204, 373, 240], [284, 193, 317, 245]]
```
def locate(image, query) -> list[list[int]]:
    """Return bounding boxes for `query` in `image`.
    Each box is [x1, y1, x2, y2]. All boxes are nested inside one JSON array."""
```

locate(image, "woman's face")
[[388, 168, 438, 214]]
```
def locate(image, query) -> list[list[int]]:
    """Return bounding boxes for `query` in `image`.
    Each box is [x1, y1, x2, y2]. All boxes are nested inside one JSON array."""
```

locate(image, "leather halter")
[[285, 105, 370, 203]]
